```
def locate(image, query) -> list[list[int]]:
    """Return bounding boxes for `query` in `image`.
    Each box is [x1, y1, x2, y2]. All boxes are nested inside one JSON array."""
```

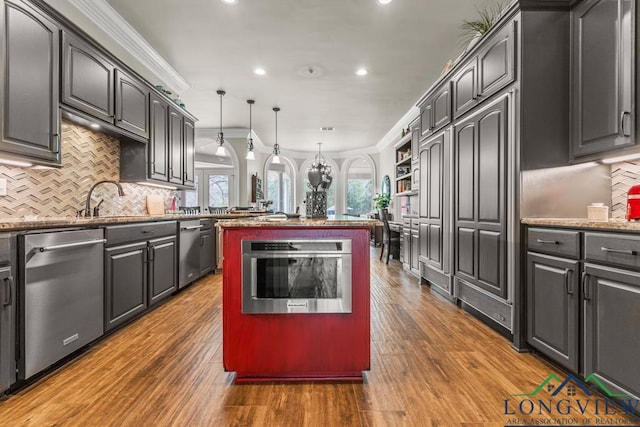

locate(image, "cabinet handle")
[[620, 111, 631, 137], [565, 269, 573, 295], [601, 247, 636, 256], [536, 239, 558, 245], [582, 272, 590, 300], [2, 276, 12, 306]]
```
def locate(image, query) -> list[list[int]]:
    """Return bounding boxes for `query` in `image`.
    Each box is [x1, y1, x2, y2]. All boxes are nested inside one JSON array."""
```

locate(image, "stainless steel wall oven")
[[242, 240, 352, 314]]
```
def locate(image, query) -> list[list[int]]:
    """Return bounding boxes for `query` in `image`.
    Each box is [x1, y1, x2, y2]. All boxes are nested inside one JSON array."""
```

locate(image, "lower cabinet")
[[526, 252, 579, 372], [583, 263, 640, 398], [199, 227, 215, 276], [148, 236, 177, 307], [105, 242, 148, 331], [104, 222, 177, 331], [526, 226, 640, 401], [410, 225, 420, 275]]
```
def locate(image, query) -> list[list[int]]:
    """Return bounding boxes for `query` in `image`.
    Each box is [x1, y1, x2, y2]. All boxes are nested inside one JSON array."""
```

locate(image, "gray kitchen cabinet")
[[411, 225, 420, 276], [410, 117, 420, 164], [199, 221, 215, 276], [402, 220, 411, 270], [419, 82, 451, 138], [454, 96, 508, 299], [149, 93, 169, 181], [183, 117, 195, 187], [583, 263, 640, 398], [148, 236, 177, 307], [0, 0, 61, 164], [527, 252, 580, 372], [104, 241, 148, 331], [115, 70, 150, 139], [571, 0, 634, 158], [62, 31, 115, 123], [419, 129, 451, 293], [105, 222, 177, 330], [477, 21, 515, 100], [168, 106, 184, 185], [452, 59, 478, 119]]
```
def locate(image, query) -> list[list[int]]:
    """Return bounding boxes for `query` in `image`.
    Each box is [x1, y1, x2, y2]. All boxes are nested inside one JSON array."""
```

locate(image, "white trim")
[[342, 154, 377, 215], [263, 154, 297, 212], [63, 0, 190, 93]]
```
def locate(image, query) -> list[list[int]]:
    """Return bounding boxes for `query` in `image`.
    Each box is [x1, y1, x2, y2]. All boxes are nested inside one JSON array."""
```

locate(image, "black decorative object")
[[306, 191, 328, 218]]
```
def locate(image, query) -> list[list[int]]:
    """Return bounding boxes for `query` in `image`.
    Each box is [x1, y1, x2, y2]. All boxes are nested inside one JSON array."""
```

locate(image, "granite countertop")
[[522, 217, 640, 232], [219, 215, 379, 228], [0, 212, 263, 232]]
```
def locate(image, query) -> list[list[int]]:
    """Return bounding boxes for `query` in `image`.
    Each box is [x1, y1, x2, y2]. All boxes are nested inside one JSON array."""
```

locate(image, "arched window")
[[264, 155, 296, 213], [345, 157, 375, 216]]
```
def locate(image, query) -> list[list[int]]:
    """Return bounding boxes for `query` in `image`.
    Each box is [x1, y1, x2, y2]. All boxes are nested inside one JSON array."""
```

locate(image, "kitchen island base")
[[221, 222, 373, 382]]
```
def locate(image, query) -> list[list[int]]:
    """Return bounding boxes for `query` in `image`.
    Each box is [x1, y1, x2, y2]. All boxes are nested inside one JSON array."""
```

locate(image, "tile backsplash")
[[0, 120, 173, 218], [611, 161, 640, 219]]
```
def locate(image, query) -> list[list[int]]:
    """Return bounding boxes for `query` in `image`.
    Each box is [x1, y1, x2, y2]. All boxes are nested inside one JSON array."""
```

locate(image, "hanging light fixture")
[[245, 99, 256, 160], [215, 89, 227, 156], [272, 107, 281, 164]]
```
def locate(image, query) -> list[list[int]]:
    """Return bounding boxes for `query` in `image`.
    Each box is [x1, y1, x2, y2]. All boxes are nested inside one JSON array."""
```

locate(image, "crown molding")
[[62, 0, 190, 93], [375, 106, 420, 152]]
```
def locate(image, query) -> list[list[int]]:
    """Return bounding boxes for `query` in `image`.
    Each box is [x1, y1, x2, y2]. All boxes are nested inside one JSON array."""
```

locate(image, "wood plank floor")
[[0, 249, 637, 426]]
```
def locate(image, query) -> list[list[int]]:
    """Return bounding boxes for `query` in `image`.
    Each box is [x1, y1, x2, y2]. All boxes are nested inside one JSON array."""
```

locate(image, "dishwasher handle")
[[38, 238, 106, 253], [180, 225, 203, 231]]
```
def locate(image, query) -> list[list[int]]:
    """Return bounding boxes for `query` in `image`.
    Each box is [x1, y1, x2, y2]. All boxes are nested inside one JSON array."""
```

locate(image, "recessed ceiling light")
[[377, 0, 392, 4], [356, 68, 368, 76], [220, 0, 238, 4], [254, 67, 266, 76]]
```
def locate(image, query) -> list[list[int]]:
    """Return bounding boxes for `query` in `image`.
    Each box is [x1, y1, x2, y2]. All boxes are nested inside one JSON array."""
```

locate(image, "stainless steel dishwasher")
[[19, 229, 105, 380], [179, 220, 202, 288]]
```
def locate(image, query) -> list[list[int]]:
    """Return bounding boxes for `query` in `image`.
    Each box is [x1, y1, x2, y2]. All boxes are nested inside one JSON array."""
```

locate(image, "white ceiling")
[[97, 0, 494, 153]]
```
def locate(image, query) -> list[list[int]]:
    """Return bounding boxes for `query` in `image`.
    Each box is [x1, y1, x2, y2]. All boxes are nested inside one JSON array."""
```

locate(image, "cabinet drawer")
[[584, 232, 640, 270], [105, 221, 177, 246], [527, 228, 580, 258]]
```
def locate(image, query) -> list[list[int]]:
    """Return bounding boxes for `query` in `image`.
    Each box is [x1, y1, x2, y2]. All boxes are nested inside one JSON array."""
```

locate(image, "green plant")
[[459, 1, 507, 47], [373, 193, 390, 210]]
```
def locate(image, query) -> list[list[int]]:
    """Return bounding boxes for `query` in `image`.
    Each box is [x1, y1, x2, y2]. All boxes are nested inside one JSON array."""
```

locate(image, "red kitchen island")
[[220, 216, 376, 382]]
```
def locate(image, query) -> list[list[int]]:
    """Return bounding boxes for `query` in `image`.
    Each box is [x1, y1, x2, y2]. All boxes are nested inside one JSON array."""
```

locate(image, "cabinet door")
[[419, 148, 429, 218], [62, 32, 115, 123], [477, 21, 515, 100], [527, 253, 579, 372], [168, 106, 183, 185], [199, 231, 214, 276], [105, 242, 148, 331], [454, 97, 508, 298], [410, 119, 420, 164], [572, 0, 634, 158], [403, 229, 411, 268], [411, 228, 420, 274], [420, 103, 433, 138], [420, 131, 445, 272], [0, 265, 14, 393], [115, 70, 149, 139], [148, 237, 177, 306], [1, 0, 60, 163], [183, 117, 195, 187], [452, 59, 478, 119], [583, 263, 640, 397], [149, 94, 169, 181], [432, 83, 452, 132]]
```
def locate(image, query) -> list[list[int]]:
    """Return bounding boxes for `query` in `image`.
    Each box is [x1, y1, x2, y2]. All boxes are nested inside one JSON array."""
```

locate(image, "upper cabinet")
[[115, 70, 150, 139], [62, 31, 115, 123], [0, 0, 61, 165], [419, 82, 451, 138], [149, 93, 169, 181], [571, 0, 634, 159], [183, 117, 195, 187], [62, 31, 150, 140], [452, 59, 478, 119]]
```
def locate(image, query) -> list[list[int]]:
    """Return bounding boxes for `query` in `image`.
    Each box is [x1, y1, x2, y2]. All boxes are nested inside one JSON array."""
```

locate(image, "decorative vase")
[[306, 191, 327, 219]]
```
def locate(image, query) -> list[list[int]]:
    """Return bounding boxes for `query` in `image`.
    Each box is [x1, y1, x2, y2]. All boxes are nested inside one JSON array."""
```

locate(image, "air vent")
[[320, 127, 335, 131]]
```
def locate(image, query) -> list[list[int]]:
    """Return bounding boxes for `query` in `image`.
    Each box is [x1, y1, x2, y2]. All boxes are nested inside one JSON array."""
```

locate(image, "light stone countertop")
[[0, 213, 263, 232], [521, 217, 640, 232], [219, 215, 379, 228]]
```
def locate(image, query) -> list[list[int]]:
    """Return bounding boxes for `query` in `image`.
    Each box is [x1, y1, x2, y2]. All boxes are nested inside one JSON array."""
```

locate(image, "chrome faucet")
[[84, 180, 125, 217]]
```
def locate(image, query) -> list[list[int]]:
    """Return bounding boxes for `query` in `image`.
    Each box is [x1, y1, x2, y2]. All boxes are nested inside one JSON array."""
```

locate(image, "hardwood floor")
[[0, 249, 637, 426]]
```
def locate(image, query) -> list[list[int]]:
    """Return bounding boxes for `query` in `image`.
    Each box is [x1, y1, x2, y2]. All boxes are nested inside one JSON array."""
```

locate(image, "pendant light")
[[245, 99, 256, 161], [272, 107, 281, 164], [215, 89, 227, 156]]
